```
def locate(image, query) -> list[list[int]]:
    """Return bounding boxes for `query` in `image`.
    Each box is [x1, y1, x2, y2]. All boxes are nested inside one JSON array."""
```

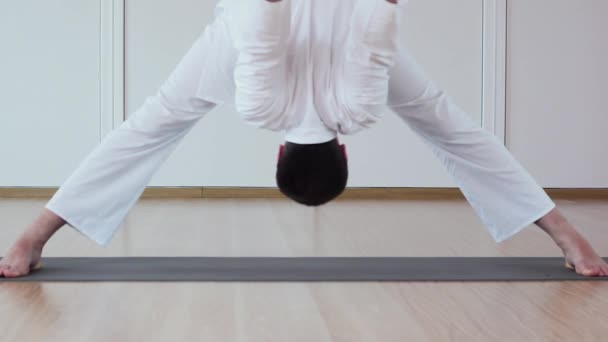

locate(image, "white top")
[[196, 0, 404, 143]]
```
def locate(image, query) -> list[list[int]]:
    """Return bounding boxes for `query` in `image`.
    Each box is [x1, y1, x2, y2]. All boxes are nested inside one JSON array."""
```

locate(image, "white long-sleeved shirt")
[[196, 0, 404, 143]]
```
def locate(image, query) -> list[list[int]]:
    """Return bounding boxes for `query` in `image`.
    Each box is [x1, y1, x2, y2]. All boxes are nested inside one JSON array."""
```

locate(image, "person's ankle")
[[536, 212, 579, 246], [19, 228, 49, 250], [550, 226, 588, 253]]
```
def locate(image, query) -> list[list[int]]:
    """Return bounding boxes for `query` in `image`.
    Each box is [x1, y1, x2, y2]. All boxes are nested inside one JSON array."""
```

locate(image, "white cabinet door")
[[0, 1, 101, 186], [124, 0, 484, 187]]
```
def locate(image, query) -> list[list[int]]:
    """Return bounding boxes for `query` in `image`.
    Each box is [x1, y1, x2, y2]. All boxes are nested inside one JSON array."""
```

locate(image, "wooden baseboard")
[[543, 189, 608, 200], [1, 187, 607, 200], [0, 188, 58, 198]]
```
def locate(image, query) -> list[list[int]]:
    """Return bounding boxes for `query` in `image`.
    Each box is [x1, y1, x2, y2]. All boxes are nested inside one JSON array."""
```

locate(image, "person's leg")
[[387, 48, 607, 277], [339, 0, 401, 123], [232, 0, 291, 130], [0, 17, 222, 278]]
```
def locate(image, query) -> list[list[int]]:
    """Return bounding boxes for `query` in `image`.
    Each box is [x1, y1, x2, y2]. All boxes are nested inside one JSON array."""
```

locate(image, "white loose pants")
[[45, 7, 555, 246]]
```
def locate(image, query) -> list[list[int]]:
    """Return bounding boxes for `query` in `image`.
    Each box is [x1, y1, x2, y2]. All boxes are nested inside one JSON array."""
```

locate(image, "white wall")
[[8, 1, 604, 189], [125, 0, 484, 187], [0, 1, 101, 186], [507, 0, 608, 187]]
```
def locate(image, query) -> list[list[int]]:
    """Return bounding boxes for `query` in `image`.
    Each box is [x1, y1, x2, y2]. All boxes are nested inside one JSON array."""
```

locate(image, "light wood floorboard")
[[1, 199, 607, 341]]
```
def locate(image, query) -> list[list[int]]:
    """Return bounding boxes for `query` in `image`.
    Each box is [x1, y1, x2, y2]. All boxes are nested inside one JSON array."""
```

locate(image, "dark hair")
[[276, 139, 348, 206]]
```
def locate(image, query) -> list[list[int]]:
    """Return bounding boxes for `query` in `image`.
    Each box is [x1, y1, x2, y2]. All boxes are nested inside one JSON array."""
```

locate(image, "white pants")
[[45, 18, 556, 247]]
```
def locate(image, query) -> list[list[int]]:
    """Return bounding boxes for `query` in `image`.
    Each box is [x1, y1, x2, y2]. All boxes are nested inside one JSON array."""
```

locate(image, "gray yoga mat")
[[1, 257, 607, 282]]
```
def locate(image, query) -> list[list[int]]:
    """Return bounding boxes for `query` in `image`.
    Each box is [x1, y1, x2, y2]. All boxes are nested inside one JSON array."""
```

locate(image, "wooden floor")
[[1, 198, 608, 341]]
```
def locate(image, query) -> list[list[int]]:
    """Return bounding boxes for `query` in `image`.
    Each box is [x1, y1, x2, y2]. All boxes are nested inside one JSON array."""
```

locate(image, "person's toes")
[[579, 265, 600, 277], [3, 271, 18, 278], [4, 267, 28, 278], [0, 263, 11, 276], [2, 267, 17, 278]]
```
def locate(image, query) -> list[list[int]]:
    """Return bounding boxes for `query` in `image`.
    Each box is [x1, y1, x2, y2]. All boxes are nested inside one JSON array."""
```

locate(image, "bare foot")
[[1, 208, 65, 278], [561, 237, 608, 277], [536, 208, 608, 277], [0, 237, 44, 278]]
